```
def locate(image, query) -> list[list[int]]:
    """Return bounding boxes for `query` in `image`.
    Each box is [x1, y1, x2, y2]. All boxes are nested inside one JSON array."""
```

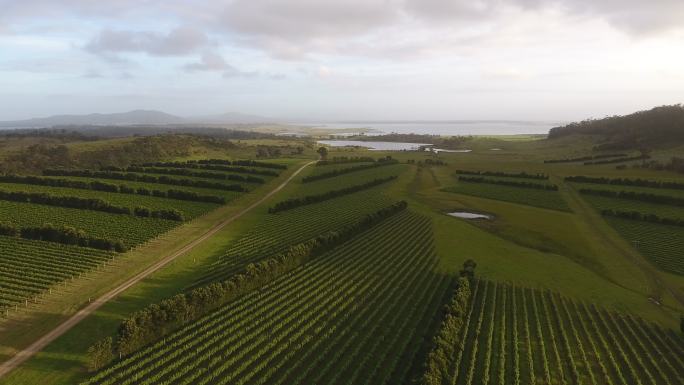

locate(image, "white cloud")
[[85, 26, 209, 57]]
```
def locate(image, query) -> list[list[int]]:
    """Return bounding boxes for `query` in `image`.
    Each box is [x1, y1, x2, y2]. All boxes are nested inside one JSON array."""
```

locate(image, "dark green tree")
[[317, 146, 328, 160], [87, 337, 114, 372], [459, 259, 477, 279]]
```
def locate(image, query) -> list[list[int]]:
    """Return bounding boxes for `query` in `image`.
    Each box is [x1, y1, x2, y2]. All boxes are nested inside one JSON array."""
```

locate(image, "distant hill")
[[548, 104, 684, 149], [0, 110, 275, 128]]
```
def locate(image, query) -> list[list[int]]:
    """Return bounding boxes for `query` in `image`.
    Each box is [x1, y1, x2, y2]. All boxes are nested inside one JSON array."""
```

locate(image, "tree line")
[[316, 156, 377, 166], [579, 188, 684, 207], [301, 160, 398, 183], [631, 157, 684, 174], [110, 166, 265, 184], [583, 154, 650, 165], [543, 153, 627, 164], [601, 209, 684, 227], [421, 261, 476, 385], [0, 174, 225, 204], [268, 175, 398, 213], [0, 189, 184, 221], [43, 169, 246, 192], [566, 175, 684, 190], [140, 161, 280, 176], [87, 201, 408, 368], [407, 159, 447, 166], [197, 158, 287, 170], [455, 170, 548, 180], [458, 176, 558, 191], [0, 222, 126, 252]]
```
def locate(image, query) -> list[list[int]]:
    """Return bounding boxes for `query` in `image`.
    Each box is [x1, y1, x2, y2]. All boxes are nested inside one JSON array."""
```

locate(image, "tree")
[[681, 314, 684, 335], [317, 146, 328, 160], [459, 259, 477, 279], [87, 337, 114, 372]]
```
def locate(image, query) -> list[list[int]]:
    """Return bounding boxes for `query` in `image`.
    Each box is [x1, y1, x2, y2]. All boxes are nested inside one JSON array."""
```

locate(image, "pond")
[[447, 211, 492, 220], [317, 140, 431, 151]]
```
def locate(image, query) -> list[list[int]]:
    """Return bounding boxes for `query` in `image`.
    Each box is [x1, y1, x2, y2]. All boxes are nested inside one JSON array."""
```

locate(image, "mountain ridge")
[[0, 110, 276, 128]]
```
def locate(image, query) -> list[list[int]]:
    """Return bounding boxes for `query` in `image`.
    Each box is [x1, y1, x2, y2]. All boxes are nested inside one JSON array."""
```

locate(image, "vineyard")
[[605, 217, 684, 275], [298, 163, 405, 195], [0, 235, 114, 312], [444, 182, 570, 211], [82, 210, 453, 385], [0, 182, 219, 220], [0, 159, 265, 317], [39, 175, 243, 201], [436, 280, 684, 385], [195, 188, 395, 286], [574, 181, 684, 275]]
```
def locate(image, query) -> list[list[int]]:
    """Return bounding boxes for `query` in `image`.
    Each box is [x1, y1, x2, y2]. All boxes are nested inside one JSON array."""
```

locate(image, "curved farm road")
[[0, 160, 315, 379]]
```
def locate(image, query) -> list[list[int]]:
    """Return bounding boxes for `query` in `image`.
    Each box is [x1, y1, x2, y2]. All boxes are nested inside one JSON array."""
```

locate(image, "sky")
[[0, 0, 683, 122]]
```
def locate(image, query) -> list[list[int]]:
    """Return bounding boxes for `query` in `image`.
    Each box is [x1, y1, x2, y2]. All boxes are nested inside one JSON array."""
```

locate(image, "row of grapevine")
[[579, 193, 684, 275], [0, 235, 114, 312], [444, 182, 570, 211], [0, 160, 255, 317], [0, 182, 220, 219], [440, 281, 684, 385], [83, 210, 452, 385], [195, 189, 395, 286]]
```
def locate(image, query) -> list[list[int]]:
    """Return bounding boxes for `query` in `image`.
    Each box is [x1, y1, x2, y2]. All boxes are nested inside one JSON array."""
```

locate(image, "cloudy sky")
[[0, 0, 683, 121]]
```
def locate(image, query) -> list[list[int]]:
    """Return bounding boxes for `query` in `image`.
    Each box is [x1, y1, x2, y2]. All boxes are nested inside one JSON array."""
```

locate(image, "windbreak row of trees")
[[140, 161, 279, 176], [315, 156, 377, 166], [114, 166, 265, 184], [197, 158, 287, 170], [566, 175, 684, 190], [0, 222, 126, 252], [601, 209, 684, 227], [43, 169, 246, 192], [421, 276, 473, 385], [89, 201, 408, 366], [543, 153, 627, 164], [579, 188, 684, 207], [634, 157, 684, 174], [302, 160, 398, 182], [0, 189, 184, 221], [458, 176, 559, 191], [268, 175, 397, 213], [407, 159, 447, 166], [584, 154, 650, 165], [455, 170, 548, 180], [0, 175, 225, 204]]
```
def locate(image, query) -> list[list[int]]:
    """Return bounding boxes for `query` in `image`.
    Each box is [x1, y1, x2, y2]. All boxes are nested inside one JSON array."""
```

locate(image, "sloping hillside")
[[549, 104, 684, 150]]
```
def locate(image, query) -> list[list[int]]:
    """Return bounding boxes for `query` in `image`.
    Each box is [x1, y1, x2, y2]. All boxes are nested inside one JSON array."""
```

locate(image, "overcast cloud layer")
[[0, 0, 683, 121]]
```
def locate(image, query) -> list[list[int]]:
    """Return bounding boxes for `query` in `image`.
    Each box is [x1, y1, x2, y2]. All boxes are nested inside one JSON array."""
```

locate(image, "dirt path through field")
[[0, 160, 314, 380]]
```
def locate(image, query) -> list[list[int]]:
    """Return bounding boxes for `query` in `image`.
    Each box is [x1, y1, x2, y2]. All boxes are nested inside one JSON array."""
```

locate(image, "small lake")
[[317, 140, 431, 151], [448, 211, 492, 220]]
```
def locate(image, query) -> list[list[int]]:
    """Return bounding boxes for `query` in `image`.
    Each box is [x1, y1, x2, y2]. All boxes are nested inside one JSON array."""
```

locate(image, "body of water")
[[291, 120, 560, 136], [317, 140, 432, 151], [448, 211, 492, 220]]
